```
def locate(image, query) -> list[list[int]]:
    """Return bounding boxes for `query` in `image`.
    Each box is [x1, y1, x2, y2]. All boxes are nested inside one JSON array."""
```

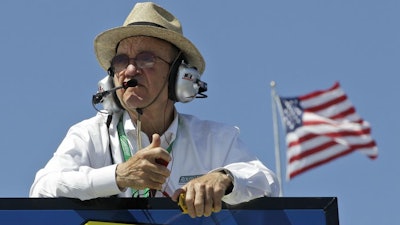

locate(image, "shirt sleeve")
[[208, 126, 280, 205], [29, 116, 122, 200]]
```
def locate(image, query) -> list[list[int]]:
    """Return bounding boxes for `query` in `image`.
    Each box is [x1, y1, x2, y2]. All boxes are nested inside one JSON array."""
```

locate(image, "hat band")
[[112, 22, 168, 57], [127, 22, 166, 29]]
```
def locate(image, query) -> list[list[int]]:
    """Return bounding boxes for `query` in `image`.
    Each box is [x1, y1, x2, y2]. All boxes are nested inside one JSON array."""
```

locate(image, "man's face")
[[112, 36, 176, 110]]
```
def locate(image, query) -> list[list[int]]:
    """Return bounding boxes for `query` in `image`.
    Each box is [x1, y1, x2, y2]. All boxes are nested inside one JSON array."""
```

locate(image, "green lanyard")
[[117, 116, 173, 197]]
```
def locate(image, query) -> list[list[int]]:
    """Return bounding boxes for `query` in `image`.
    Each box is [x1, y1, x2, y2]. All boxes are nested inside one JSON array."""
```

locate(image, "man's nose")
[[125, 62, 139, 74]]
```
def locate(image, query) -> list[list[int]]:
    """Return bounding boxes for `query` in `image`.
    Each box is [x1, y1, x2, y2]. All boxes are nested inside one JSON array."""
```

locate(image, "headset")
[[93, 75, 124, 113], [167, 55, 208, 103], [92, 56, 208, 166], [93, 57, 208, 114]]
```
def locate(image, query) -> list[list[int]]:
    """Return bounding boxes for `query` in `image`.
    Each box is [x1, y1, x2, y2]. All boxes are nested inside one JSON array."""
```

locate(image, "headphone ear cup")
[[174, 64, 202, 103], [96, 75, 122, 113], [168, 54, 204, 103], [168, 55, 184, 102]]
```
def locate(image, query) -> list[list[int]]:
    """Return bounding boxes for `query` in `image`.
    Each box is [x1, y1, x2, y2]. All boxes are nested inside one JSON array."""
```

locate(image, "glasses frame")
[[110, 52, 171, 74]]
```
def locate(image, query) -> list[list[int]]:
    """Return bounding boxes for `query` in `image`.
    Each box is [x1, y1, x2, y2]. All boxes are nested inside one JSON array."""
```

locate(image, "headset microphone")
[[124, 78, 138, 88], [92, 79, 137, 105]]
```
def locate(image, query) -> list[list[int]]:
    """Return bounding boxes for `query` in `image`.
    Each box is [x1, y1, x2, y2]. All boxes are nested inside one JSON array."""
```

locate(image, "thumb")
[[150, 133, 170, 167], [149, 133, 161, 148]]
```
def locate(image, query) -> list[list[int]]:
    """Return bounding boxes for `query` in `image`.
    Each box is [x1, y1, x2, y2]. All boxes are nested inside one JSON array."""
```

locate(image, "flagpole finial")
[[270, 80, 276, 88]]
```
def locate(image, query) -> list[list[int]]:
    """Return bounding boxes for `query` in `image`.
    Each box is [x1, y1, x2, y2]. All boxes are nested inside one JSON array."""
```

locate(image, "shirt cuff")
[[90, 164, 122, 197], [210, 167, 235, 196]]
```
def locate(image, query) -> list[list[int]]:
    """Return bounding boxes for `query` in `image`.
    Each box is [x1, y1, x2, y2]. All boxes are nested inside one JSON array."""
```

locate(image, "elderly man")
[[30, 2, 279, 218]]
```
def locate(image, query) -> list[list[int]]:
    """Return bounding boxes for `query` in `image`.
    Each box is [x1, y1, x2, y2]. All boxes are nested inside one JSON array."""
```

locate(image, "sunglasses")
[[111, 52, 170, 73]]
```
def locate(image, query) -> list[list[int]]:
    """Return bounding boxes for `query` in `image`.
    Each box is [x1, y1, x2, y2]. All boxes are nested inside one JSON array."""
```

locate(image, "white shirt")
[[30, 111, 280, 204]]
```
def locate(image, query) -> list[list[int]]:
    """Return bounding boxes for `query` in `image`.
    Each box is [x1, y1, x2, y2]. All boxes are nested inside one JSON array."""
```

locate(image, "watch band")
[[220, 169, 234, 195]]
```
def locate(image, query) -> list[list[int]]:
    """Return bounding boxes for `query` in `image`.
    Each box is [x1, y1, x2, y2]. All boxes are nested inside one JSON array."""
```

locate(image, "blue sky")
[[1, 1, 399, 224]]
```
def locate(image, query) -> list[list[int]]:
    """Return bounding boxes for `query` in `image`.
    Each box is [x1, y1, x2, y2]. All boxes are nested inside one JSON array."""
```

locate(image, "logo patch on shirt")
[[179, 175, 203, 184]]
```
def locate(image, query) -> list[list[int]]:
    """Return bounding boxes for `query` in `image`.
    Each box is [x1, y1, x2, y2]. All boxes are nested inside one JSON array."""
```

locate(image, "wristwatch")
[[219, 169, 234, 195]]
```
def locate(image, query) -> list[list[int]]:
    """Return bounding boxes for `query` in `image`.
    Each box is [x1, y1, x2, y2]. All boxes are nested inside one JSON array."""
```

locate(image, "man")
[[30, 2, 279, 218]]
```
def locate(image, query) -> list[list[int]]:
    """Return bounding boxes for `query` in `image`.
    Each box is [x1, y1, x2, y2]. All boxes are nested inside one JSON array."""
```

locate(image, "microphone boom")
[[92, 79, 137, 105]]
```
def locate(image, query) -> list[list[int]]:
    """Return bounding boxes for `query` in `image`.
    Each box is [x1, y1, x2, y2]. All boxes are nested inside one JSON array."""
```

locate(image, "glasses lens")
[[111, 54, 129, 72], [111, 52, 158, 72], [135, 52, 156, 69]]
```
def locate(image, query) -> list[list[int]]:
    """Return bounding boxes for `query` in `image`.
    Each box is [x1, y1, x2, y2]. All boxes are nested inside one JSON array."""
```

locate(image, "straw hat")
[[94, 2, 205, 74]]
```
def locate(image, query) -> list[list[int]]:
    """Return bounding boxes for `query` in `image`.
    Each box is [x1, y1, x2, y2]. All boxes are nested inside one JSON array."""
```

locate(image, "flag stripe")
[[330, 107, 356, 121], [288, 141, 378, 179], [304, 94, 347, 113], [299, 82, 340, 101], [288, 140, 377, 163], [288, 135, 375, 159], [287, 127, 372, 148], [301, 90, 362, 122]]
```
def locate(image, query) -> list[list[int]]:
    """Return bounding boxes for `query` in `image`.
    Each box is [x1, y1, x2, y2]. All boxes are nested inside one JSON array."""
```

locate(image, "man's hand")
[[115, 134, 171, 190], [171, 171, 233, 218]]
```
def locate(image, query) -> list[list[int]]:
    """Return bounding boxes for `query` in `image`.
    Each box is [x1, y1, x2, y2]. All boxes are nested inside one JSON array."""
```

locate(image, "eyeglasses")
[[111, 52, 170, 73]]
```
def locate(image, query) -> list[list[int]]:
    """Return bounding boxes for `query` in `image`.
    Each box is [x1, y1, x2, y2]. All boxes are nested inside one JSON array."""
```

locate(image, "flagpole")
[[270, 81, 283, 196]]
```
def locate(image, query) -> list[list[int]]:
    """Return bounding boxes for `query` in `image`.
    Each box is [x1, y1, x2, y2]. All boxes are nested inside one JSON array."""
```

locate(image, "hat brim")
[[94, 25, 205, 74]]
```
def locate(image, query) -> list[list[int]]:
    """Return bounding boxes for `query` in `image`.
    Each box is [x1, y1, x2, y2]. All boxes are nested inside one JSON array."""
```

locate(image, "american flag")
[[277, 82, 378, 180]]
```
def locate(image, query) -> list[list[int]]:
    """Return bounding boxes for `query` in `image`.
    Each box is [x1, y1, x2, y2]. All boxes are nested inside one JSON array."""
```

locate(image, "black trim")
[[106, 114, 114, 165], [127, 22, 166, 29], [0, 197, 339, 225], [0, 197, 337, 211]]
